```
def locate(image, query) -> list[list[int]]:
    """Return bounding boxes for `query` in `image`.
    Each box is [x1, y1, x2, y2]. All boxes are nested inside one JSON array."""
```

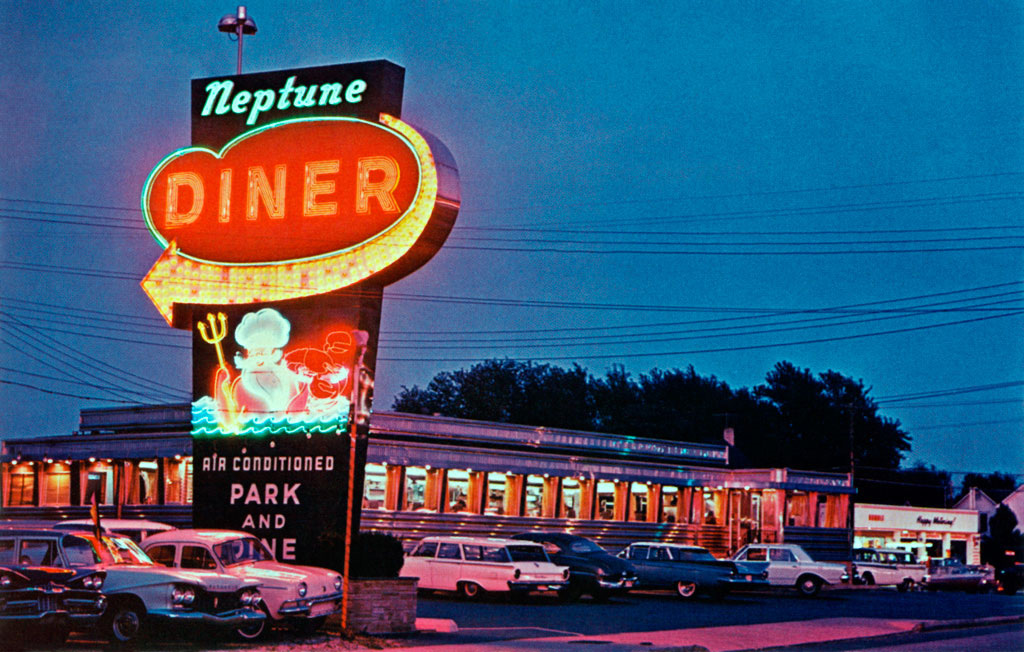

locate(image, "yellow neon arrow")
[[140, 115, 444, 325]]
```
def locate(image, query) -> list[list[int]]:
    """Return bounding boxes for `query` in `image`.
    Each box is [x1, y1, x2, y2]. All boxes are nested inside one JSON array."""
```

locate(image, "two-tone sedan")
[[143, 529, 343, 639], [732, 543, 850, 597], [1, 528, 265, 644], [620, 542, 769, 599], [511, 532, 638, 601]]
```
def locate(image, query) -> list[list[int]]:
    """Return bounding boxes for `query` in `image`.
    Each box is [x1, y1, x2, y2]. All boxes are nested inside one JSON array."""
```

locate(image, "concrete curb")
[[915, 614, 1024, 633], [737, 615, 1024, 651]]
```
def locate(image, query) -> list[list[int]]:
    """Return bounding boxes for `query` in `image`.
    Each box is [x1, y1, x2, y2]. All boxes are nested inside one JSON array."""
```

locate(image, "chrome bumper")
[[507, 580, 569, 592], [278, 590, 345, 616], [596, 576, 638, 590], [149, 607, 265, 627]]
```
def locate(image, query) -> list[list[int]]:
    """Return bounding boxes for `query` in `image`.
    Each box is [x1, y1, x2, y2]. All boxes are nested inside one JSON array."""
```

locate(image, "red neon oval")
[[144, 119, 421, 264]]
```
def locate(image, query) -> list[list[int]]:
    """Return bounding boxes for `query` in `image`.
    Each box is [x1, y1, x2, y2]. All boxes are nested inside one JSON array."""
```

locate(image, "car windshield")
[[96, 535, 154, 565], [214, 537, 274, 566], [568, 539, 605, 554], [507, 545, 548, 563]]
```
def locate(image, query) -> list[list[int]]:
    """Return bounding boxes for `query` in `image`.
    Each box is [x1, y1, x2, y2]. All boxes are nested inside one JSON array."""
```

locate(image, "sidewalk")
[[400, 615, 1024, 651]]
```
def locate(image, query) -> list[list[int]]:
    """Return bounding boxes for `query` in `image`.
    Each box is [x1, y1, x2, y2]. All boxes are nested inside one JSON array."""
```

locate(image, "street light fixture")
[[218, 6, 257, 75]]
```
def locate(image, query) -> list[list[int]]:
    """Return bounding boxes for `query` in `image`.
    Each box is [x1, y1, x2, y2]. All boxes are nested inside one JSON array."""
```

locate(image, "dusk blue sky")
[[1, 2, 1021, 480]]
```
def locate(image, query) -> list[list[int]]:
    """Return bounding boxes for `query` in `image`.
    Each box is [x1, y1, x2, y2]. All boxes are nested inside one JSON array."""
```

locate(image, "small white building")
[[854, 503, 981, 564], [952, 485, 1024, 538]]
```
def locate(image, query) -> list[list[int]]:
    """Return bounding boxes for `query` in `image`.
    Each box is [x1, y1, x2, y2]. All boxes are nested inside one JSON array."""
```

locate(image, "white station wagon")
[[402, 536, 570, 599], [853, 548, 926, 592], [143, 529, 343, 639], [732, 543, 850, 596]]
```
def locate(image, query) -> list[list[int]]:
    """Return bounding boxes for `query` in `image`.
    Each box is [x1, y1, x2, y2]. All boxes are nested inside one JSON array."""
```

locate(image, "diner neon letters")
[[143, 117, 420, 264], [201, 76, 367, 125], [161, 157, 399, 225]]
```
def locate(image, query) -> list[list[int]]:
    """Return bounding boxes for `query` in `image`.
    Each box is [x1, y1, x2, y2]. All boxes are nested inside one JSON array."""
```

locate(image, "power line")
[[377, 309, 1024, 362]]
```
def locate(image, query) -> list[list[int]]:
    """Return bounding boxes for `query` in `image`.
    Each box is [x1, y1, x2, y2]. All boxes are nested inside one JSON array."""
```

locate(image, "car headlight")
[[595, 567, 607, 577], [0, 575, 11, 588], [298, 582, 308, 598], [182, 588, 195, 605], [334, 575, 342, 591]]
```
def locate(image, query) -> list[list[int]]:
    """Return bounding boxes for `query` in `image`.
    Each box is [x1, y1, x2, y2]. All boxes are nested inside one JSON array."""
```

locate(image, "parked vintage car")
[[0, 528, 264, 644], [732, 543, 850, 597], [54, 519, 176, 543], [402, 536, 569, 599], [0, 564, 107, 646], [852, 548, 926, 592], [619, 542, 769, 599], [142, 529, 343, 638], [997, 563, 1023, 595], [922, 558, 992, 593], [510, 532, 638, 601]]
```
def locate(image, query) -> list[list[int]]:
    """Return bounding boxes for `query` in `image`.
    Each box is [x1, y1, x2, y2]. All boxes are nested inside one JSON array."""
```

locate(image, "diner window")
[[485, 472, 507, 515], [363, 463, 387, 509], [702, 490, 722, 525], [560, 478, 580, 518], [661, 486, 679, 523], [596, 481, 616, 520], [446, 469, 470, 513], [403, 466, 428, 510], [165, 458, 190, 504], [82, 467, 112, 506], [786, 492, 809, 527], [184, 458, 193, 503], [127, 461, 158, 505], [631, 483, 648, 522], [8, 472, 35, 506], [40, 465, 70, 506], [524, 475, 544, 517]]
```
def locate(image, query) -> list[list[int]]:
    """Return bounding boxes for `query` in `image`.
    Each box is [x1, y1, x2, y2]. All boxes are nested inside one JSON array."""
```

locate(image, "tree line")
[[391, 358, 1014, 508]]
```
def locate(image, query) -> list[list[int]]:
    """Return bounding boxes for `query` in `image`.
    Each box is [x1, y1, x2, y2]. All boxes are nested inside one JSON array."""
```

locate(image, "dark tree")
[[983, 504, 1024, 569], [754, 362, 910, 472], [392, 358, 913, 474], [854, 462, 954, 508], [391, 359, 596, 431], [959, 472, 1018, 502]]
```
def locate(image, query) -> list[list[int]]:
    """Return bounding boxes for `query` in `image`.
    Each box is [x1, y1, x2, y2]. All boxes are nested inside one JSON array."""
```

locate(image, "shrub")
[[350, 532, 405, 579]]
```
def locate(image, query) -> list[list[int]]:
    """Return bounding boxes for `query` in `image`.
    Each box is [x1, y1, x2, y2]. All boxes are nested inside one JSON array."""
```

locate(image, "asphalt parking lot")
[[27, 586, 1023, 651]]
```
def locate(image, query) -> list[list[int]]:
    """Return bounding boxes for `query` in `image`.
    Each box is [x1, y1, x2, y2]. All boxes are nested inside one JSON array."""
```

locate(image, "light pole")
[[218, 6, 257, 75]]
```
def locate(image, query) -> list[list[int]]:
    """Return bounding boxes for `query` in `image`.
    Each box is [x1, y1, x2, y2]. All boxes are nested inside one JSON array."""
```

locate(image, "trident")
[[197, 312, 241, 429]]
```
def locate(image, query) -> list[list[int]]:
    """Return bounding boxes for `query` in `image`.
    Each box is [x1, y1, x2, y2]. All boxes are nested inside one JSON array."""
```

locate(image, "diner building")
[[2, 404, 855, 560]]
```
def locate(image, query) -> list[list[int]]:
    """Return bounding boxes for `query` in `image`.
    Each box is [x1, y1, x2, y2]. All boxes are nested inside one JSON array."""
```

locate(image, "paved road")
[[416, 587, 1024, 638]]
